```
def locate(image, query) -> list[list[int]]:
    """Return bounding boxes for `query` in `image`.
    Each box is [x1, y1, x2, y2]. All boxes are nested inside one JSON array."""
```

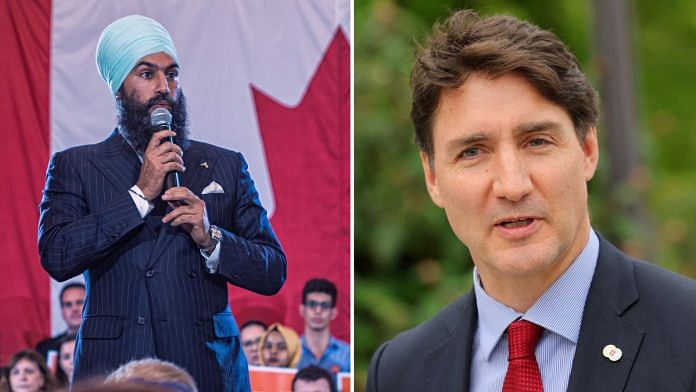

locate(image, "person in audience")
[[70, 380, 186, 392], [104, 358, 197, 392], [291, 365, 336, 392], [239, 320, 267, 366], [297, 279, 349, 373], [54, 335, 76, 387], [35, 283, 85, 360], [0, 349, 56, 392], [258, 323, 301, 368]]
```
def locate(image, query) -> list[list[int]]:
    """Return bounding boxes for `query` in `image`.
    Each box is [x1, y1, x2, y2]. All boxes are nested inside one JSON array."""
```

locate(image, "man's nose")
[[155, 72, 170, 95], [492, 150, 533, 202]]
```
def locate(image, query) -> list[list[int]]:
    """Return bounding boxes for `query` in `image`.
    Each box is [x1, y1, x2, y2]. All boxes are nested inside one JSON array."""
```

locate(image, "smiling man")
[[367, 9, 696, 392], [38, 15, 286, 391]]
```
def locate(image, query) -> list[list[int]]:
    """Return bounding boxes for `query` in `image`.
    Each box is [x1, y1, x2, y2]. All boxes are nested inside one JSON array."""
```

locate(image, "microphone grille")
[[150, 108, 172, 127]]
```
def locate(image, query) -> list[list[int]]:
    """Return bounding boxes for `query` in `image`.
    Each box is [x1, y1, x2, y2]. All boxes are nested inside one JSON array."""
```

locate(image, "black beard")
[[116, 90, 190, 156]]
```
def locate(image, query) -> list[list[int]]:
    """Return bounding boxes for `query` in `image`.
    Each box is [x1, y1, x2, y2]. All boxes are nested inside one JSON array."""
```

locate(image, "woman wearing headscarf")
[[258, 323, 301, 368]]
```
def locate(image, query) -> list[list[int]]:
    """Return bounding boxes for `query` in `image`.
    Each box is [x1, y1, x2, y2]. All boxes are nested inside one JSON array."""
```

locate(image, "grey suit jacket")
[[367, 237, 696, 391]]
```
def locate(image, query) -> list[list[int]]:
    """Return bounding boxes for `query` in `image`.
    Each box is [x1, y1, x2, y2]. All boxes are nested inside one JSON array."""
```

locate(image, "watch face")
[[210, 226, 222, 241]]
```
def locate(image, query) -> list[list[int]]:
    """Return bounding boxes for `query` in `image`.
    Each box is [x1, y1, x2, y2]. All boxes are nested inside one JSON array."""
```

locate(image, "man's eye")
[[167, 72, 178, 79], [461, 147, 480, 158], [529, 138, 548, 147], [140, 71, 152, 78]]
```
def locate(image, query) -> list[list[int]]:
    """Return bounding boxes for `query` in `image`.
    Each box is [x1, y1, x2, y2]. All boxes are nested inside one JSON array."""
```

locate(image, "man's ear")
[[420, 151, 444, 208], [582, 127, 600, 182], [298, 304, 305, 318], [330, 307, 338, 321]]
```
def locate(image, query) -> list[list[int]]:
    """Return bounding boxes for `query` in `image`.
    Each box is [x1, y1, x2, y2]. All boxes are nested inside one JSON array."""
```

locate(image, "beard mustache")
[[116, 90, 190, 156]]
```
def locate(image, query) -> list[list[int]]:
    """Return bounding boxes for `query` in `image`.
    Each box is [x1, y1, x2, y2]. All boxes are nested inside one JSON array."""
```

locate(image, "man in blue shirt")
[[297, 279, 350, 373]]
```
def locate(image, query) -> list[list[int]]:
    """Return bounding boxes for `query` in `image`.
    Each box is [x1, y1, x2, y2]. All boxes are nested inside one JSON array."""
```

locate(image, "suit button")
[[107, 228, 119, 240], [195, 318, 204, 326], [188, 270, 198, 278], [146, 270, 154, 278], [137, 316, 146, 325]]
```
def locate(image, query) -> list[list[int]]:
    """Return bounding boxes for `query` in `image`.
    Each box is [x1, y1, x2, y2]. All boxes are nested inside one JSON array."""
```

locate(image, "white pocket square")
[[202, 181, 224, 194]]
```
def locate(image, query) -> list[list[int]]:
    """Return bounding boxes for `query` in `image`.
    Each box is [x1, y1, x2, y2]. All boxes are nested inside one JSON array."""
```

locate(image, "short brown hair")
[[412, 9, 599, 159]]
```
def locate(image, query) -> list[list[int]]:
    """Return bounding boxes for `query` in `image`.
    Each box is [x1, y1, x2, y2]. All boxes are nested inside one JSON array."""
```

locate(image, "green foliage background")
[[355, 0, 696, 390]]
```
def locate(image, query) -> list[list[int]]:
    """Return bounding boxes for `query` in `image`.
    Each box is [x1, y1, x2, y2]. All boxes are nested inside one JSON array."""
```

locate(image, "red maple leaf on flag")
[[229, 30, 350, 342]]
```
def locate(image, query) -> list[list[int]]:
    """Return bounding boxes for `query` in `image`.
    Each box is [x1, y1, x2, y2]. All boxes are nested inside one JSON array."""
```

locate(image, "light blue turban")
[[95, 15, 179, 96]]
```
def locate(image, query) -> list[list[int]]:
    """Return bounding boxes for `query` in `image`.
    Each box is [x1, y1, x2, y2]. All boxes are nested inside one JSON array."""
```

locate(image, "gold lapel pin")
[[602, 344, 622, 362], [200, 161, 209, 169]]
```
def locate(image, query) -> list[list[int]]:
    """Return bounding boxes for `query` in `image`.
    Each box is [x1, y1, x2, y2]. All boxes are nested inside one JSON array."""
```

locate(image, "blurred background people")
[[104, 357, 197, 392], [240, 320, 267, 366], [0, 349, 56, 392], [35, 283, 84, 360], [292, 365, 336, 392], [297, 279, 350, 373], [259, 323, 301, 368], [54, 335, 75, 388]]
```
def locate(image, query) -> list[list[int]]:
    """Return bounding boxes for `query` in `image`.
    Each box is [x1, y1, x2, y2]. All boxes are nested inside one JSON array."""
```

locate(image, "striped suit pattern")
[[38, 130, 286, 391]]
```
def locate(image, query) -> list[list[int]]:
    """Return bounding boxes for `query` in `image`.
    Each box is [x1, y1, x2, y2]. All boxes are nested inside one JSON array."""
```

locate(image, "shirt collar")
[[473, 229, 599, 360], [300, 335, 339, 351]]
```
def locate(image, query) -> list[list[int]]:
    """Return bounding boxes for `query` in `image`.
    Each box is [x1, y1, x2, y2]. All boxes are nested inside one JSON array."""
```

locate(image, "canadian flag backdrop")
[[0, 0, 350, 365]]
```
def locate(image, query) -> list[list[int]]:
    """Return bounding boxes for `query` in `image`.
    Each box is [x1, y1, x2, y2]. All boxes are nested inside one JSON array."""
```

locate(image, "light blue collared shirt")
[[297, 335, 351, 373], [470, 230, 599, 392]]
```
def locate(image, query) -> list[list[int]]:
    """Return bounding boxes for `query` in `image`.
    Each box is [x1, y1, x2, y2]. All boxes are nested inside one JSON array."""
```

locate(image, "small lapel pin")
[[602, 344, 622, 362], [200, 161, 209, 169]]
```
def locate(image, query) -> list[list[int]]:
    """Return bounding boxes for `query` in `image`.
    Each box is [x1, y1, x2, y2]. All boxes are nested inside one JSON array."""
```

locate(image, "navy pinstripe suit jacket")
[[38, 130, 286, 391]]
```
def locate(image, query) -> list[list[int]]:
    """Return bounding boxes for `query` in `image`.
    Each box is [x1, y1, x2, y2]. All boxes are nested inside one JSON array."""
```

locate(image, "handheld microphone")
[[150, 108, 181, 191]]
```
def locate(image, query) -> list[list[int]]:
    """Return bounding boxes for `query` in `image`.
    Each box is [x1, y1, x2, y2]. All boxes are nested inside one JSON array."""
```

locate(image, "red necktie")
[[502, 320, 544, 392]]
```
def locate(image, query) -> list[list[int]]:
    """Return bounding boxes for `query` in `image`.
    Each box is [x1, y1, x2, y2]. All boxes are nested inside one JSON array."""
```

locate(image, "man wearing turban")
[[38, 15, 287, 391]]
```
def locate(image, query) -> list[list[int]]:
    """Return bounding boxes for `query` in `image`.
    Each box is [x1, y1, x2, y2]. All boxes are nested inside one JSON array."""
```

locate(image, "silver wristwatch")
[[203, 224, 222, 255]]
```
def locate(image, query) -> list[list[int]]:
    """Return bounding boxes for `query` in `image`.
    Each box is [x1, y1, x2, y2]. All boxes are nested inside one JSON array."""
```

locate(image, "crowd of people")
[[0, 278, 347, 392], [241, 279, 350, 374]]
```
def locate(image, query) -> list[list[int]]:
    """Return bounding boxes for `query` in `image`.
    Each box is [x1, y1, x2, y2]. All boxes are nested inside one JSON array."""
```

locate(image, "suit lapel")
[[567, 238, 644, 392], [181, 153, 217, 195], [146, 148, 217, 269], [425, 293, 477, 392], [88, 130, 165, 238], [88, 129, 141, 195]]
